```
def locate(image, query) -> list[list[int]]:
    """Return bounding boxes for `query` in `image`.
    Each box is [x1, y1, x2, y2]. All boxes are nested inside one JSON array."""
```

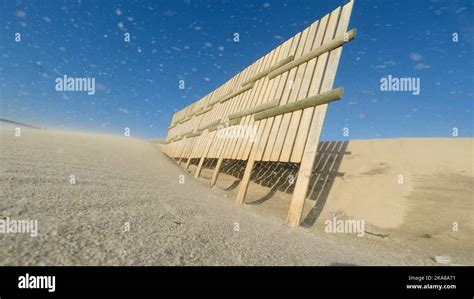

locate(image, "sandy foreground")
[[0, 126, 472, 266]]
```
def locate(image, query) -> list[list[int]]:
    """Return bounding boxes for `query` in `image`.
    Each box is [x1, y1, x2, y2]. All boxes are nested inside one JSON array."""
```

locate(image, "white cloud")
[[415, 63, 430, 70], [409, 52, 423, 61], [16, 10, 26, 18]]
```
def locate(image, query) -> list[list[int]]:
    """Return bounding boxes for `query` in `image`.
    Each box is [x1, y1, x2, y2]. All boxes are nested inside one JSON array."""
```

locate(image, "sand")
[[196, 139, 473, 265], [1, 126, 472, 265]]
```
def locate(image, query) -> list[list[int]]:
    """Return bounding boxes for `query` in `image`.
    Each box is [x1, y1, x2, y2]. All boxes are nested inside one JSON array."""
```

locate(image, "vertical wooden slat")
[[234, 27, 309, 205], [287, 1, 354, 228], [210, 45, 282, 186]]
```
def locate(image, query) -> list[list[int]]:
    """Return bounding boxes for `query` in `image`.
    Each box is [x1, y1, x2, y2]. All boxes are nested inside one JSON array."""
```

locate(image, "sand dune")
[[196, 138, 473, 265], [0, 126, 472, 265]]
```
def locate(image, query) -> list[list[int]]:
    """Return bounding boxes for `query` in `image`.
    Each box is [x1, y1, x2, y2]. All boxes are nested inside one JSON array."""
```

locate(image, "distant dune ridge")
[[0, 118, 41, 129], [0, 125, 472, 265]]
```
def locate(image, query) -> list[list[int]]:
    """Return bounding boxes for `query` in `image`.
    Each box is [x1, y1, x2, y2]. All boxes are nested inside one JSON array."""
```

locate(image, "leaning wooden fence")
[[163, 1, 356, 228]]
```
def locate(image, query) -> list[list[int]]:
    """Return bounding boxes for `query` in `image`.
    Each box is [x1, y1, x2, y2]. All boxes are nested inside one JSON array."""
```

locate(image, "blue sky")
[[0, 0, 472, 140]]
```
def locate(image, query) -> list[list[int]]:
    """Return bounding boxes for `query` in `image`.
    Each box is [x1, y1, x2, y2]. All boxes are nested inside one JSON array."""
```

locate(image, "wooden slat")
[[287, 1, 354, 228], [220, 83, 255, 104], [262, 15, 324, 162], [236, 48, 281, 160], [240, 55, 295, 87], [199, 119, 222, 131], [184, 131, 201, 138], [253, 88, 343, 121], [228, 99, 279, 120], [221, 54, 272, 161], [260, 29, 310, 161], [208, 89, 234, 107], [268, 29, 356, 79], [194, 60, 260, 176], [195, 106, 212, 116], [211, 45, 284, 188], [209, 72, 246, 158], [229, 48, 278, 160], [234, 26, 308, 204]]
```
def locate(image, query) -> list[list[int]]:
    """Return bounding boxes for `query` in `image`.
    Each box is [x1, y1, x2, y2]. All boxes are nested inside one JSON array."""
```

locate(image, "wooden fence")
[[163, 1, 356, 228]]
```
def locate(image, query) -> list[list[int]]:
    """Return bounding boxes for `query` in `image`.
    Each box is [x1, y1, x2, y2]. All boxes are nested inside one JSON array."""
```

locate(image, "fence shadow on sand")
[[211, 140, 350, 227]]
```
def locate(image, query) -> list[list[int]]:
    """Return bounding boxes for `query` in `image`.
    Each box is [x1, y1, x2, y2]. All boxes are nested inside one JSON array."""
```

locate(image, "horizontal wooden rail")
[[209, 90, 234, 107], [199, 118, 222, 131], [166, 134, 182, 144], [195, 106, 212, 116], [174, 114, 187, 124], [268, 29, 356, 79], [241, 55, 295, 87], [208, 117, 242, 132], [220, 83, 254, 104], [177, 116, 192, 124], [182, 129, 196, 138], [174, 136, 184, 142], [254, 88, 344, 121], [188, 108, 202, 117], [229, 99, 279, 120], [186, 131, 203, 138]]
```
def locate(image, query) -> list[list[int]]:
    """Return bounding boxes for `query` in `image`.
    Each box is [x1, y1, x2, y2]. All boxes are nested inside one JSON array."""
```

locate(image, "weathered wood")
[[287, 1, 353, 228], [177, 115, 192, 124], [260, 29, 308, 162], [181, 129, 195, 137], [268, 28, 356, 79], [235, 157, 255, 205], [236, 40, 292, 161], [186, 131, 202, 138], [228, 99, 279, 120], [173, 110, 187, 126], [185, 157, 193, 169], [232, 35, 295, 204], [278, 15, 333, 163], [195, 106, 212, 116], [230, 53, 276, 160], [199, 119, 222, 131], [254, 88, 343, 121], [207, 73, 244, 159], [208, 52, 273, 180], [208, 90, 234, 107], [209, 156, 224, 187], [194, 155, 206, 178], [208, 117, 242, 132], [242, 23, 313, 162], [193, 68, 247, 175], [213, 51, 275, 185], [219, 83, 254, 104], [240, 55, 295, 87], [184, 92, 215, 160], [163, 2, 355, 229]]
